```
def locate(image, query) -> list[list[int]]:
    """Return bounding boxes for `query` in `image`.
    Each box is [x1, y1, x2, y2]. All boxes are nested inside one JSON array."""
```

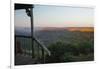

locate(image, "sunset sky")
[[15, 4, 94, 28]]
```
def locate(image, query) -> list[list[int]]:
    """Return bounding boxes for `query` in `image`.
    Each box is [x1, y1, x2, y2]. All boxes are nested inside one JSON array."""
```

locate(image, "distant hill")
[[15, 27, 94, 36], [66, 27, 94, 32], [15, 27, 31, 36], [40, 27, 94, 32]]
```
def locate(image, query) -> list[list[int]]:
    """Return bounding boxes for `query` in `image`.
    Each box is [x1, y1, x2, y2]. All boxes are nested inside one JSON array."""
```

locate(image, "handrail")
[[34, 37, 51, 56]]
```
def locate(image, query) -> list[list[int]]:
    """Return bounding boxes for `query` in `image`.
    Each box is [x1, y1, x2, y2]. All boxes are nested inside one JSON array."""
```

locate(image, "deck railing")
[[15, 35, 51, 63]]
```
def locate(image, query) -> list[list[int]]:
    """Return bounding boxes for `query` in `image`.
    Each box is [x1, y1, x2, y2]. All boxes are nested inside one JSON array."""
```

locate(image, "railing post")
[[37, 43, 40, 63], [15, 36, 16, 56], [42, 48, 45, 63], [24, 39, 26, 56]]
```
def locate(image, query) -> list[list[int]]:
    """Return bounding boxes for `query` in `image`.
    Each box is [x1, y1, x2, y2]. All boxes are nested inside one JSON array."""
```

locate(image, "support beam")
[[30, 8, 35, 58]]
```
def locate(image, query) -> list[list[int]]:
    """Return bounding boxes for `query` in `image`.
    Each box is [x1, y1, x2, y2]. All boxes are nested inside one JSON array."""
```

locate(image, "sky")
[[15, 4, 94, 28]]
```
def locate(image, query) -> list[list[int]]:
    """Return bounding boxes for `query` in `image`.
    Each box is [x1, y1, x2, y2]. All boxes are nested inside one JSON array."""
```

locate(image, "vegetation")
[[45, 40, 94, 63]]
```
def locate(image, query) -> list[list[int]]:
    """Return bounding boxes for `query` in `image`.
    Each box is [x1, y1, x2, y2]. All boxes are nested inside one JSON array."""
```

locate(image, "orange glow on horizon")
[[67, 27, 94, 32]]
